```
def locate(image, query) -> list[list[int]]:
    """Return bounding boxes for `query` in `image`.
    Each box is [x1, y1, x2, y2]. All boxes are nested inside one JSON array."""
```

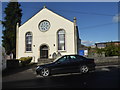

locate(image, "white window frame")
[[25, 32, 32, 52], [57, 29, 66, 51]]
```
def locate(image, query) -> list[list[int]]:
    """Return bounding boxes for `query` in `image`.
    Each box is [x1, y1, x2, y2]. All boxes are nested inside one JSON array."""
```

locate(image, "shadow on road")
[[2, 63, 37, 77]]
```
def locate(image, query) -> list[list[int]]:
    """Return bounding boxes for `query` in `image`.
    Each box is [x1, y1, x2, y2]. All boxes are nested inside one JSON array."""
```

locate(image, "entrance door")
[[40, 45, 48, 59]]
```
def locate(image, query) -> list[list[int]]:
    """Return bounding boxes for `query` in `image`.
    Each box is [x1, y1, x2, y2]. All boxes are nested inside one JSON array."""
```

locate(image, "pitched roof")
[[20, 6, 74, 27]]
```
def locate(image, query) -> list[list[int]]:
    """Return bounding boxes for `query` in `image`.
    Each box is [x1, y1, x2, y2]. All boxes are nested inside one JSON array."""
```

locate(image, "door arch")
[[40, 45, 49, 59]]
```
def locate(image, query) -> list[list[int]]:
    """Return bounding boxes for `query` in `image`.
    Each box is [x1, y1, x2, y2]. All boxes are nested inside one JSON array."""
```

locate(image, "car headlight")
[[36, 66, 43, 70], [36, 66, 40, 70]]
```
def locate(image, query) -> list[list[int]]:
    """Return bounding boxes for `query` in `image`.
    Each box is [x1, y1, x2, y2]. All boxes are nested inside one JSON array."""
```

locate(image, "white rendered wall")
[[17, 8, 76, 62]]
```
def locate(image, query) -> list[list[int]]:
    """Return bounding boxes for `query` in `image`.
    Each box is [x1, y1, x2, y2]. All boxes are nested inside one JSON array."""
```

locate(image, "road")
[[2, 64, 120, 89]]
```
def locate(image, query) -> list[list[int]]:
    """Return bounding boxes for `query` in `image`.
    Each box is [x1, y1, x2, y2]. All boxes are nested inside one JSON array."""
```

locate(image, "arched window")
[[57, 29, 65, 50], [25, 32, 32, 52]]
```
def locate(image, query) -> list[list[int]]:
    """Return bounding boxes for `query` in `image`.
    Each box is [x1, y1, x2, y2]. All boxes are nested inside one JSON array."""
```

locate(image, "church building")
[[16, 6, 81, 63]]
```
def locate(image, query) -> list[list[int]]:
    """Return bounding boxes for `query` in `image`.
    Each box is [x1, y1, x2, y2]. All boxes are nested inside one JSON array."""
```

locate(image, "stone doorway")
[[40, 45, 49, 59]]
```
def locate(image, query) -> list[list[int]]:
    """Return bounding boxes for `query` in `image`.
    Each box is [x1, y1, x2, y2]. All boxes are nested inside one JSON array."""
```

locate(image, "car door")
[[77, 56, 88, 65], [68, 55, 81, 72], [51, 56, 72, 74]]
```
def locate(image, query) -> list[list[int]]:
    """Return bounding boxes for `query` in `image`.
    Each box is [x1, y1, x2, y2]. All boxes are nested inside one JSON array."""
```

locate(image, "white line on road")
[[95, 64, 119, 69]]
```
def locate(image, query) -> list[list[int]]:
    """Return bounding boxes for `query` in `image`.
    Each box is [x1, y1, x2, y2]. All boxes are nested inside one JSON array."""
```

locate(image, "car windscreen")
[[53, 56, 63, 62]]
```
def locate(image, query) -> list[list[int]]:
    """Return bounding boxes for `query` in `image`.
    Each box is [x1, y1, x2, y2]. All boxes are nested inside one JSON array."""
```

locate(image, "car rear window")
[[70, 56, 76, 59]]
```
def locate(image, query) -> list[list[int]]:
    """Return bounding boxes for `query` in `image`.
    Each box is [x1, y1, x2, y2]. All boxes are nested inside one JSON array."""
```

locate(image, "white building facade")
[[16, 7, 80, 63]]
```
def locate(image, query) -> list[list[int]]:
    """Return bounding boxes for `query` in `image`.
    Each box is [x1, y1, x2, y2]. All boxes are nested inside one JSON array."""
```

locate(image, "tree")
[[95, 43, 120, 57], [105, 43, 120, 56], [96, 48, 105, 55], [2, 0, 22, 58]]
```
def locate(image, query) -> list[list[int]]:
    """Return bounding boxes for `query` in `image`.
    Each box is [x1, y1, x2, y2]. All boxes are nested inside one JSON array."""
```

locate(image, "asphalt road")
[[2, 64, 120, 89]]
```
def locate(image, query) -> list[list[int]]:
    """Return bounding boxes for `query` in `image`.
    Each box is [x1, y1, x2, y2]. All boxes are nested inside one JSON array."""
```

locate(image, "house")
[[95, 41, 120, 49], [16, 6, 81, 63]]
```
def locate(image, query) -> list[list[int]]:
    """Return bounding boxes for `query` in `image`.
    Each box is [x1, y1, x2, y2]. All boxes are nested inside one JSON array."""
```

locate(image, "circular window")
[[38, 20, 50, 32]]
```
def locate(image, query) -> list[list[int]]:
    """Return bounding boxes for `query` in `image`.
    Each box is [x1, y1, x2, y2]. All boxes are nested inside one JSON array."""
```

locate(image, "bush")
[[19, 57, 32, 66]]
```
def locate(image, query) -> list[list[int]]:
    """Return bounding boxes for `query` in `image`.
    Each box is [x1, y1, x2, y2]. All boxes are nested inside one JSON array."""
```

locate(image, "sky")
[[0, 1, 119, 46]]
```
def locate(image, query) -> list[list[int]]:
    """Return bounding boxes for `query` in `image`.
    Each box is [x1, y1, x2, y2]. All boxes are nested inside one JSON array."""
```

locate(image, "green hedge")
[[19, 57, 32, 66]]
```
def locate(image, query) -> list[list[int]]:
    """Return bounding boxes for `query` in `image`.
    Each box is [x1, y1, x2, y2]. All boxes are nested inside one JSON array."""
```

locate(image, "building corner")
[[16, 23, 19, 59]]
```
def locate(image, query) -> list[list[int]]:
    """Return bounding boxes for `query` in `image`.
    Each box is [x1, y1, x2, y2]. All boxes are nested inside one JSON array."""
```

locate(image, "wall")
[[17, 8, 76, 63], [91, 56, 119, 65]]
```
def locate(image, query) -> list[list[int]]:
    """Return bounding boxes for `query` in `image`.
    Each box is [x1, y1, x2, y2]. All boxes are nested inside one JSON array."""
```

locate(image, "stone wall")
[[37, 56, 119, 65], [92, 56, 119, 65], [37, 58, 54, 65]]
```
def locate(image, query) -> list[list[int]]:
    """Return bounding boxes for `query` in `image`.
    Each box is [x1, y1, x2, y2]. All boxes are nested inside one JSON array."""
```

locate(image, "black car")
[[36, 55, 96, 77]]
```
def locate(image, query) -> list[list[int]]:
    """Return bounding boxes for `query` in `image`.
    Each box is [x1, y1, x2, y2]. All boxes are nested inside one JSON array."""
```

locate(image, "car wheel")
[[41, 68, 50, 77], [80, 65, 89, 74]]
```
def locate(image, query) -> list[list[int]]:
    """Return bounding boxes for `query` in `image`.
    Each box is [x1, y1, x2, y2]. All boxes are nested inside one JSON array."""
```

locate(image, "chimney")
[[74, 17, 77, 26]]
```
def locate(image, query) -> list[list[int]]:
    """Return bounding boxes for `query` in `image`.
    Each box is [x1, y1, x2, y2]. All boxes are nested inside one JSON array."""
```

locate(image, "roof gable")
[[19, 7, 74, 28]]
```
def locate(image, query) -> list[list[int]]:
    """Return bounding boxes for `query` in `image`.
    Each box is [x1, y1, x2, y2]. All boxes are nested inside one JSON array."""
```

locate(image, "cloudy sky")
[[1, 1, 120, 46]]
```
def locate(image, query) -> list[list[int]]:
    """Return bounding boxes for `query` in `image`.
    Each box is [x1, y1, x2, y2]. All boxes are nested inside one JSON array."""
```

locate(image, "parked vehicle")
[[36, 55, 96, 77]]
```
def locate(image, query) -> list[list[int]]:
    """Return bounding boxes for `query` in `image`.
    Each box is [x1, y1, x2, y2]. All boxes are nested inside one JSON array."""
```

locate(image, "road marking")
[[95, 65, 119, 69], [36, 75, 43, 78], [101, 68, 110, 71], [33, 72, 36, 74]]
